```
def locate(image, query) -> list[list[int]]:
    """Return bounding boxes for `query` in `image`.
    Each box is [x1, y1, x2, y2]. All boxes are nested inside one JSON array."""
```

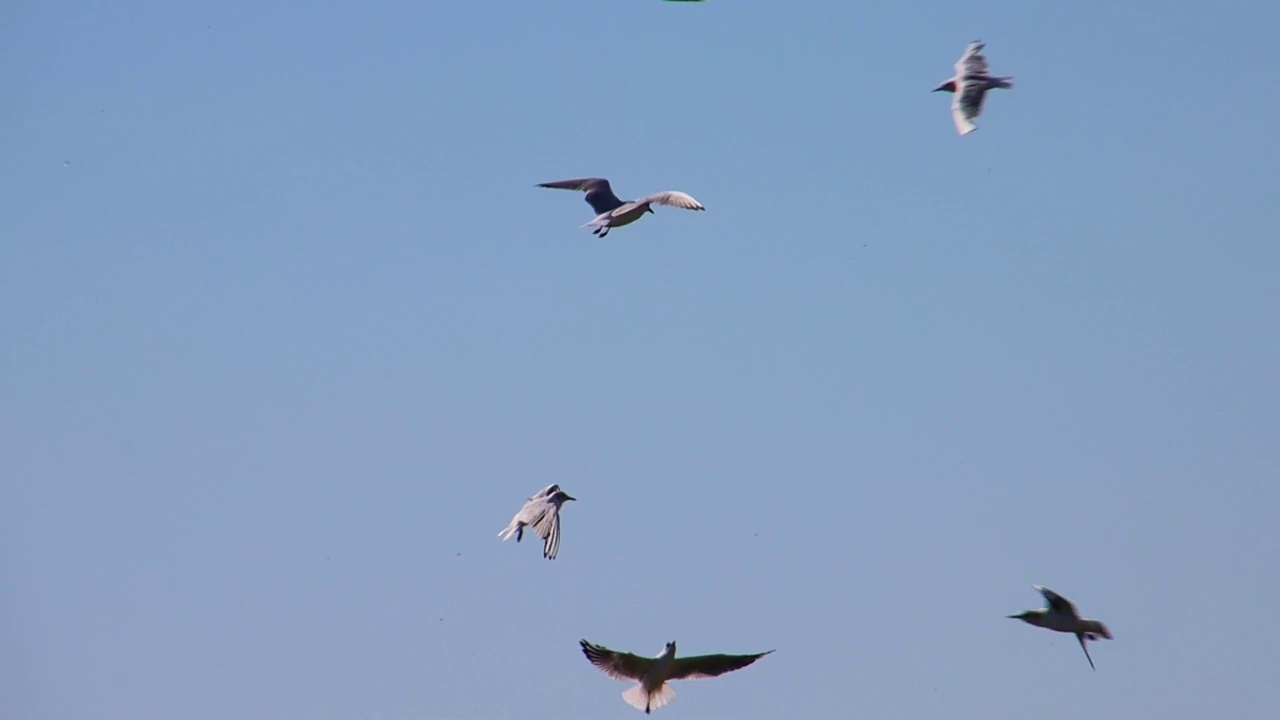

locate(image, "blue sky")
[[3, 1, 1279, 718]]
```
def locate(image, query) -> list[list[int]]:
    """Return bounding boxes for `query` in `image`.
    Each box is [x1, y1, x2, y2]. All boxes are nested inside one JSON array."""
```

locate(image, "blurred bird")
[[498, 484, 576, 560], [1009, 585, 1113, 670], [580, 639, 773, 713], [536, 177, 705, 237], [932, 40, 1014, 135]]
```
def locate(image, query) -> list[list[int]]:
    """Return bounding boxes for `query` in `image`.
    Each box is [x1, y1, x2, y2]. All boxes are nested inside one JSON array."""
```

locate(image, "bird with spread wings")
[[580, 639, 773, 713]]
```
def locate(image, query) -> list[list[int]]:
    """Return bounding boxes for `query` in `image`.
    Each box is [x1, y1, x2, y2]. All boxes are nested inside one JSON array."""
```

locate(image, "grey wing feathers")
[[952, 41, 992, 121], [1035, 585, 1079, 617], [580, 640, 653, 681], [536, 177, 611, 192], [955, 79, 988, 118], [668, 650, 774, 680], [537, 177, 625, 215], [529, 483, 560, 502], [531, 505, 562, 559], [635, 190, 705, 211], [954, 41, 989, 76]]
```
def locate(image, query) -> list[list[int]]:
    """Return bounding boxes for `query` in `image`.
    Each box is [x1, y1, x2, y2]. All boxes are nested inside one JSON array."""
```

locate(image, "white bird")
[[1009, 585, 1113, 670], [932, 41, 1014, 136], [498, 484, 576, 560], [536, 177, 705, 237], [579, 639, 773, 714]]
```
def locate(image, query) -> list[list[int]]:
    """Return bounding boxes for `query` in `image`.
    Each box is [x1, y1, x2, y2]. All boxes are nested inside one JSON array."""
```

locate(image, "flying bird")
[[498, 484, 576, 560], [1009, 585, 1113, 670], [579, 639, 773, 714], [536, 177, 704, 237], [932, 41, 1014, 135]]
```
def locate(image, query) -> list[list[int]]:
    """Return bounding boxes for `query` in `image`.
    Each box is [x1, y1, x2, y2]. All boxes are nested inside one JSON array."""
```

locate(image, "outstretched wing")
[[633, 190, 705, 211], [580, 640, 654, 681], [950, 95, 980, 135], [668, 650, 774, 680], [954, 41, 989, 77], [1034, 585, 1080, 618], [537, 177, 626, 215]]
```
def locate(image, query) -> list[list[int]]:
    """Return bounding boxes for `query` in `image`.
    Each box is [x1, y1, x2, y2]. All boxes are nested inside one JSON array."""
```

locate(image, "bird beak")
[[565, 495, 577, 502], [1006, 614, 1020, 619]]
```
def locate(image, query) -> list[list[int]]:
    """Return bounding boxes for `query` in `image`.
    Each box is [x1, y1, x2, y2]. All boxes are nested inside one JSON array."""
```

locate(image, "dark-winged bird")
[[536, 177, 704, 237]]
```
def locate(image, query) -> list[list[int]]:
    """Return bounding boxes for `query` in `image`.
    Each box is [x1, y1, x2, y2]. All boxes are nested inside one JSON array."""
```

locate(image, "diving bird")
[[1009, 585, 1113, 670], [932, 40, 1014, 135], [579, 639, 773, 714], [536, 177, 705, 237], [498, 484, 576, 560]]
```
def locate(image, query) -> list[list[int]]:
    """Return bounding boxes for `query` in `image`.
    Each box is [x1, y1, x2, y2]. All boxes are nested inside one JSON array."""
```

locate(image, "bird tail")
[[991, 76, 1013, 89], [497, 522, 521, 542], [1084, 620, 1112, 640], [623, 683, 676, 713], [580, 212, 610, 229]]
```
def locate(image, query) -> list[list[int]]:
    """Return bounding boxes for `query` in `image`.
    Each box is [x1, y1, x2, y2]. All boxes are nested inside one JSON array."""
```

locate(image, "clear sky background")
[[3, 1, 1279, 718]]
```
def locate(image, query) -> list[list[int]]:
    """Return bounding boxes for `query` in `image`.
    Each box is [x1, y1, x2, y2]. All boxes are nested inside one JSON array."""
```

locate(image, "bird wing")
[[949, 98, 979, 135], [531, 504, 562, 560], [950, 71, 992, 137], [633, 190, 705, 211], [580, 640, 654, 681], [1034, 585, 1080, 618], [667, 650, 774, 680], [514, 496, 552, 530], [953, 41, 989, 77], [537, 177, 625, 215], [527, 484, 559, 502]]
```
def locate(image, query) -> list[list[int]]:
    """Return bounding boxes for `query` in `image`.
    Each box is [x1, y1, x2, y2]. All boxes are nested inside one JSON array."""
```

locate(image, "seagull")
[[498, 484, 576, 560], [1009, 585, 1113, 670], [536, 177, 705, 237], [932, 41, 1014, 136], [579, 639, 773, 714]]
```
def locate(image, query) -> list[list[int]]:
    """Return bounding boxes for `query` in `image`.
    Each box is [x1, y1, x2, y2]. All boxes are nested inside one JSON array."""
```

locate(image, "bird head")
[[551, 490, 576, 503], [932, 81, 956, 93], [664, 641, 677, 656]]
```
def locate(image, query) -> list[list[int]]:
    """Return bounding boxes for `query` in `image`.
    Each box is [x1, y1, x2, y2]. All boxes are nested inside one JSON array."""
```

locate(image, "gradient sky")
[[3, 2, 1279, 719]]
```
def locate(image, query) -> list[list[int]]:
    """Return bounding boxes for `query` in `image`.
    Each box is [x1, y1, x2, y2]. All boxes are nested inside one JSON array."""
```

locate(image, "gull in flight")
[[498, 484, 576, 560], [1009, 585, 1113, 670], [536, 177, 705, 237], [932, 40, 1014, 136], [579, 639, 773, 714]]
